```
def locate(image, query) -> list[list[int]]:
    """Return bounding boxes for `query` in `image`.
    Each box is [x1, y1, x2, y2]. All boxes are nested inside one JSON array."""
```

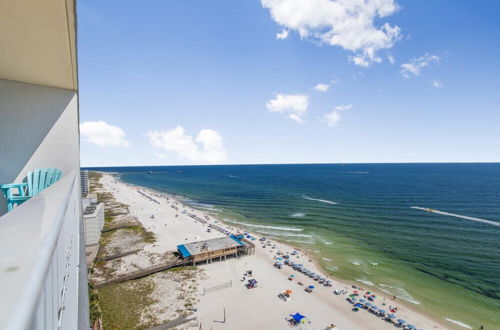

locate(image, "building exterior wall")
[[81, 170, 89, 197], [84, 202, 104, 246], [192, 247, 238, 262], [0, 79, 79, 214]]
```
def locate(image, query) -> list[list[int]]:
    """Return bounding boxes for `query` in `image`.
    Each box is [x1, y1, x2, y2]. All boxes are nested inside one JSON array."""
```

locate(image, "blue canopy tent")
[[359, 298, 366, 303], [397, 319, 406, 325], [290, 313, 305, 324], [407, 325, 417, 329]]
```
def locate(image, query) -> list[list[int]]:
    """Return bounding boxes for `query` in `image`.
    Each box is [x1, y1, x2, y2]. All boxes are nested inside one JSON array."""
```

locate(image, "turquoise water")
[[87, 164, 500, 328]]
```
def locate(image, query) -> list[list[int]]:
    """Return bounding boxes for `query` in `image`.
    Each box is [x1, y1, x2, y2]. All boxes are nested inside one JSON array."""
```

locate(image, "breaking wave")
[[378, 284, 421, 305], [291, 212, 306, 218], [356, 278, 374, 286], [444, 318, 472, 329], [233, 222, 303, 232]]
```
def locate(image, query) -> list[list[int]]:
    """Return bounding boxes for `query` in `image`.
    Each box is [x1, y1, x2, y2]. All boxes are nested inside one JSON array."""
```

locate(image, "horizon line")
[[81, 161, 500, 168]]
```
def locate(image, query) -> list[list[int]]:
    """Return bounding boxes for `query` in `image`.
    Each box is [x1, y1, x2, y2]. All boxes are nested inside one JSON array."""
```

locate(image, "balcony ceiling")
[[0, 0, 77, 90]]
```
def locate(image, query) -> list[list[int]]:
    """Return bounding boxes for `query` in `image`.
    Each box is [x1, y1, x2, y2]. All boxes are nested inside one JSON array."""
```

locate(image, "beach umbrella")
[[365, 302, 373, 307], [388, 314, 396, 319], [371, 306, 379, 310], [353, 290, 359, 293], [290, 274, 295, 278], [354, 303, 363, 308], [359, 299, 366, 303], [407, 325, 416, 329], [308, 285, 315, 289], [397, 319, 406, 324], [378, 309, 386, 314], [286, 290, 293, 294]]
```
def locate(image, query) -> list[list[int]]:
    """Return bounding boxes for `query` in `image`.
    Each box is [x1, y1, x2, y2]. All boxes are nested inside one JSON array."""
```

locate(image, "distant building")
[[81, 170, 89, 197], [177, 235, 254, 264], [83, 194, 104, 246]]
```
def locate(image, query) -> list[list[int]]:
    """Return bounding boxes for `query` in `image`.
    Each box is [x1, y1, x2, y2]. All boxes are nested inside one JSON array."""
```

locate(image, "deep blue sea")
[[86, 163, 500, 328]]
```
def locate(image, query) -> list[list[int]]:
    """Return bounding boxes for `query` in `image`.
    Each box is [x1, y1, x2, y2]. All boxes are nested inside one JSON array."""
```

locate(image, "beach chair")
[[1, 168, 63, 211]]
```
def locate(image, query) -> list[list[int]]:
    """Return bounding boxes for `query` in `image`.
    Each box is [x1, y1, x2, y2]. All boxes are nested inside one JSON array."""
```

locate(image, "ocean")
[[86, 163, 500, 328]]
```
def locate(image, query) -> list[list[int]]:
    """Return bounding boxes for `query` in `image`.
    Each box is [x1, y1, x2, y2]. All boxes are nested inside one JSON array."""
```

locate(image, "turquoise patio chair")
[[1, 168, 63, 211]]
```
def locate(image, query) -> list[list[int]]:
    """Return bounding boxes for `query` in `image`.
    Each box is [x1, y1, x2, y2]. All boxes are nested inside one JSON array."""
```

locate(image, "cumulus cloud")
[[323, 104, 352, 127], [400, 53, 440, 78], [147, 126, 227, 164], [276, 29, 289, 39], [80, 120, 130, 147], [313, 83, 330, 92], [432, 79, 443, 88], [266, 93, 309, 123], [261, 0, 401, 66]]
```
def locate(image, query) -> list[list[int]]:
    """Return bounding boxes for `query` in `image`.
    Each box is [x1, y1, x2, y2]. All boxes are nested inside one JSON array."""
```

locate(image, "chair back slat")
[[27, 170, 35, 196], [39, 170, 47, 190], [45, 168, 54, 187]]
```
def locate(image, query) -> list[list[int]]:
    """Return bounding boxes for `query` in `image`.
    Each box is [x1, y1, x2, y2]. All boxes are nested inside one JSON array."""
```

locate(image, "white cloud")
[[400, 53, 440, 78], [276, 28, 289, 39], [323, 104, 352, 127], [80, 120, 130, 147], [313, 83, 330, 92], [266, 93, 309, 123], [261, 0, 401, 66], [147, 126, 227, 164], [432, 79, 443, 88], [388, 54, 395, 65]]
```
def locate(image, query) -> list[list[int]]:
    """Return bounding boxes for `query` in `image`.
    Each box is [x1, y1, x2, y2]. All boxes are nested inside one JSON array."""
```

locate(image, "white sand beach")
[[97, 173, 449, 330]]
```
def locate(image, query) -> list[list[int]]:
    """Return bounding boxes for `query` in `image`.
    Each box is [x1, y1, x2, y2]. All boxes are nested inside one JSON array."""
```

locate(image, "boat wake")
[[411, 206, 500, 227], [303, 195, 337, 205]]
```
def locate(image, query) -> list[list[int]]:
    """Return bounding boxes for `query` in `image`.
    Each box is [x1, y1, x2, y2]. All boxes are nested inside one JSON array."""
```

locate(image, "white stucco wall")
[[0, 79, 80, 214], [84, 203, 104, 246]]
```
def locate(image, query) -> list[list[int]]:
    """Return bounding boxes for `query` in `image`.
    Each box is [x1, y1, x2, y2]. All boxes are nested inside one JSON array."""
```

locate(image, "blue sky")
[[78, 0, 500, 166]]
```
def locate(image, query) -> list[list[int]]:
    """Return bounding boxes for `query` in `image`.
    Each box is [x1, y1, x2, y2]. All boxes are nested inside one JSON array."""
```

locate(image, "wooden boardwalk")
[[93, 258, 188, 288]]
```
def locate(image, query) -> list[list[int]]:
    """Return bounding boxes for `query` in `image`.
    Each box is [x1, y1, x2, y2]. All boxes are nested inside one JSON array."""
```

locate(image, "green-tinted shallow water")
[[87, 164, 500, 329]]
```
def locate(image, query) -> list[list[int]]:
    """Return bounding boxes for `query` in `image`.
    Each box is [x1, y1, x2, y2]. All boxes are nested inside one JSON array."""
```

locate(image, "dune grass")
[[98, 279, 157, 330]]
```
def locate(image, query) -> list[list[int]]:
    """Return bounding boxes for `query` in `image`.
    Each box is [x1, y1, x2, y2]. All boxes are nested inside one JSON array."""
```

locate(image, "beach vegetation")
[[126, 225, 156, 244], [98, 278, 158, 329], [89, 171, 103, 192], [88, 282, 101, 327]]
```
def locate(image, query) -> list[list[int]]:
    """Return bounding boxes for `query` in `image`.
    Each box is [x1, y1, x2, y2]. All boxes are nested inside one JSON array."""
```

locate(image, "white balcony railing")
[[0, 170, 83, 329]]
